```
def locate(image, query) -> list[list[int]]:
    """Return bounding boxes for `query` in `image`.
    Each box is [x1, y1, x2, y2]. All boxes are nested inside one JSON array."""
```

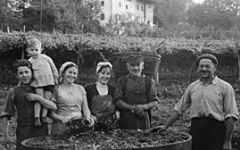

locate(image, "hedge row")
[[0, 31, 238, 54], [0, 31, 239, 85]]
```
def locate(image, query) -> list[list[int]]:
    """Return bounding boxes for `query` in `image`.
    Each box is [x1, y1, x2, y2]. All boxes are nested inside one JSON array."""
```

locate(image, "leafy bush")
[[0, 31, 238, 84]]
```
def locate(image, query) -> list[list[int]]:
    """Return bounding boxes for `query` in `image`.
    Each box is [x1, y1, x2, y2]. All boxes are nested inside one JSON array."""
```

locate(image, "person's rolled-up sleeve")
[[174, 85, 192, 116], [147, 78, 159, 103], [114, 78, 125, 103], [223, 84, 239, 120], [0, 88, 15, 120]]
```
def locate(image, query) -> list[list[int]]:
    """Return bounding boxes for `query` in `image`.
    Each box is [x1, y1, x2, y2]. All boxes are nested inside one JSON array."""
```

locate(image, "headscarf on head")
[[59, 62, 78, 83], [96, 62, 113, 73]]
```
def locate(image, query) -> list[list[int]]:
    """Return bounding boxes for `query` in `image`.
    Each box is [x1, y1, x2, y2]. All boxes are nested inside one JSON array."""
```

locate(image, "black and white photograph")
[[0, 0, 240, 150]]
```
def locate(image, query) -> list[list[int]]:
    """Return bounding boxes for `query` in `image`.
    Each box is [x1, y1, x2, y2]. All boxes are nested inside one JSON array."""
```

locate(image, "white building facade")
[[98, 0, 154, 26]]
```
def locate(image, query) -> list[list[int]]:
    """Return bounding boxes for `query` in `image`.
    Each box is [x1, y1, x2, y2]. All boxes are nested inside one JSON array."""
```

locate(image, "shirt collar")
[[19, 82, 31, 89], [128, 73, 145, 80], [197, 76, 218, 85], [211, 76, 219, 85]]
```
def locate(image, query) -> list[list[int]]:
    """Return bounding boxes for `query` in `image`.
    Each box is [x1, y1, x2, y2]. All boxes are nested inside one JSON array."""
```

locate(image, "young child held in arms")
[[26, 38, 59, 126]]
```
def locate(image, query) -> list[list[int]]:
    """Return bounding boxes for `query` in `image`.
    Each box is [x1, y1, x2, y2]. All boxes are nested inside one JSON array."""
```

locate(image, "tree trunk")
[[238, 51, 240, 81], [7, 26, 10, 33]]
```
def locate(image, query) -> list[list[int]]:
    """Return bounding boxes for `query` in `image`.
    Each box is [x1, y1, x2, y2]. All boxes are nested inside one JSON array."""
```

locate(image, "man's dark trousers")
[[190, 117, 225, 150]]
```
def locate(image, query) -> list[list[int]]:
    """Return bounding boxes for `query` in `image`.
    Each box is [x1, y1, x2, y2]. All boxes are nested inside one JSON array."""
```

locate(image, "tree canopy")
[[153, 0, 188, 28], [0, 0, 103, 33], [1, 0, 240, 37], [187, 0, 240, 30]]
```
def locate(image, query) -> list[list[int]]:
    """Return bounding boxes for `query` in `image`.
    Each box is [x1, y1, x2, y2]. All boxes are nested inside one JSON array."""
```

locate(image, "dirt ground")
[[0, 84, 240, 150]]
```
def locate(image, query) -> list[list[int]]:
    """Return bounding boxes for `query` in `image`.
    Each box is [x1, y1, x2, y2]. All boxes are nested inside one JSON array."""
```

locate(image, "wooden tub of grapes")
[[21, 121, 192, 150]]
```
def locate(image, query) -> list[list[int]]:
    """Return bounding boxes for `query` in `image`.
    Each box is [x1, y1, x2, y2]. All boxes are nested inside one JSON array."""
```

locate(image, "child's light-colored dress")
[[29, 54, 58, 87]]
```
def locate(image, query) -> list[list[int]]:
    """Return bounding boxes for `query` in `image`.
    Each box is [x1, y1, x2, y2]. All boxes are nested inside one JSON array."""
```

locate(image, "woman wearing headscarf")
[[50, 62, 95, 135], [85, 62, 117, 130]]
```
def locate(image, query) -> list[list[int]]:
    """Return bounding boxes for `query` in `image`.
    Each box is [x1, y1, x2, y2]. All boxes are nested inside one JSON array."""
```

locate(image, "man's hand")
[[91, 115, 97, 123], [60, 116, 70, 124], [25, 93, 40, 102], [134, 104, 146, 116], [144, 125, 167, 134], [114, 111, 120, 120], [84, 116, 95, 127]]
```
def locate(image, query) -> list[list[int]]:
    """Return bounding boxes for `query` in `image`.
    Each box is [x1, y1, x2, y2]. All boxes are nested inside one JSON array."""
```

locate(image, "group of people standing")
[[0, 38, 158, 150], [0, 37, 239, 150]]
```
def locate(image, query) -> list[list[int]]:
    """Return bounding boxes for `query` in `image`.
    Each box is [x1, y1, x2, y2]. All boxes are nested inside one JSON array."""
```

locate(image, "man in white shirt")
[[154, 54, 239, 150]]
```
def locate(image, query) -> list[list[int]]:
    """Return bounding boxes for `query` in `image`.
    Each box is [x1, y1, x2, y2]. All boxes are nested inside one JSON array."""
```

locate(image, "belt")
[[193, 113, 215, 120], [192, 116, 224, 124]]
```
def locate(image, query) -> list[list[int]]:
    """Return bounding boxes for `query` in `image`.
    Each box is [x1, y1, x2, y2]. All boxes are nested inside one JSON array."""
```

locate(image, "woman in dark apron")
[[85, 62, 116, 130], [115, 55, 159, 129]]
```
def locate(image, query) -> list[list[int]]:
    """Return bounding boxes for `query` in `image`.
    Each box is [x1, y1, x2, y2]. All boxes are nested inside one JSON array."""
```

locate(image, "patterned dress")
[[29, 54, 58, 88]]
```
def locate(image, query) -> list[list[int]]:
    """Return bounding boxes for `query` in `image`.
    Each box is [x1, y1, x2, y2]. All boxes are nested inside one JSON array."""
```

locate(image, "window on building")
[[100, 14, 105, 20], [101, 1, 104, 6], [137, 4, 139, 10], [126, 5, 128, 9], [116, 14, 122, 20], [119, 2, 121, 7], [141, 5, 144, 11], [148, 5, 151, 8]]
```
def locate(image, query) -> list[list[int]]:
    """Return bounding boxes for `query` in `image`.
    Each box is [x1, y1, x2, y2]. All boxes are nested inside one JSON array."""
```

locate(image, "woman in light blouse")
[[50, 62, 94, 135]]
